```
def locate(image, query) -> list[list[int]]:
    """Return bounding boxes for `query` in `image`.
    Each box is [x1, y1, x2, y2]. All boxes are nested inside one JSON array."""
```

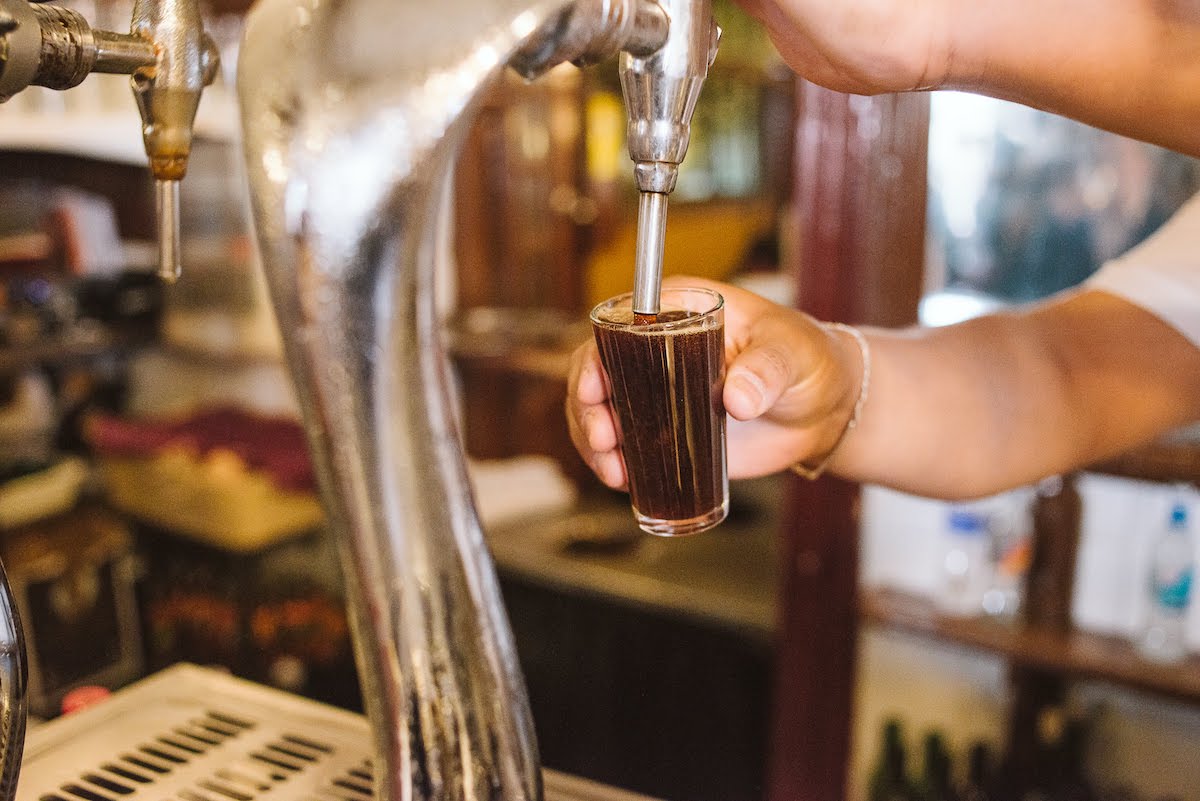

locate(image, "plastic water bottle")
[[1139, 500, 1194, 663], [940, 506, 992, 617], [982, 492, 1033, 620]]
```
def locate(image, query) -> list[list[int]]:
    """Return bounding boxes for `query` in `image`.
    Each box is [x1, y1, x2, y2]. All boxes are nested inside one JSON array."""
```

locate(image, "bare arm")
[[736, 0, 1200, 156], [838, 290, 1200, 498], [567, 281, 1200, 500]]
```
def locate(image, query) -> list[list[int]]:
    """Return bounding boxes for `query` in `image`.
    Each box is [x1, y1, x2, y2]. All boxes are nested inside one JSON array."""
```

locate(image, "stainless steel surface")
[[0, 0, 153, 94], [18, 664, 659, 801], [237, 0, 713, 797], [0, 0, 40, 101], [30, 3, 152, 88], [90, 30, 158, 74], [155, 179, 182, 283], [0, 561, 26, 801], [620, 0, 717, 313], [131, 0, 219, 280], [0, 0, 217, 283], [619, 0, 717, 194], [631, 191, 667, 315], [238, 2, 573, 799], [510, 0, 666, 79]]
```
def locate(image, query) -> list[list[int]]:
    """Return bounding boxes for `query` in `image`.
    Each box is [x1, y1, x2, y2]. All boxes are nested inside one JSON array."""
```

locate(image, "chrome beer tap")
[[237, 0, 717, 799], [621, 0, 719, 316], [0, 0, 220, 282]]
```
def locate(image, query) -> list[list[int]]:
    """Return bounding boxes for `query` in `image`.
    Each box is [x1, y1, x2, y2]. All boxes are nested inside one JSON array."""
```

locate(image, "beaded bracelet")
[[790, 323, 871, 481]]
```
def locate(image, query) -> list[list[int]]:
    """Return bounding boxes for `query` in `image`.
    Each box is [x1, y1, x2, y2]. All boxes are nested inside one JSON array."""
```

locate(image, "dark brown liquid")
[[593, 310, 726, 524]]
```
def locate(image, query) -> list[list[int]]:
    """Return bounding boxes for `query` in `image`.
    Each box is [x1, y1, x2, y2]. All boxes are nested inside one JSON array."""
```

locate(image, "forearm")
[[832, 290, 1200, 498], [945, 0, 1200, 155]]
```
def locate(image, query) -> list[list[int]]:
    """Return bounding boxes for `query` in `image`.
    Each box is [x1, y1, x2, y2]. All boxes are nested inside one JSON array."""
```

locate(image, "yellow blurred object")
[[585, 199, 775, 306], [0, 458, 90, 529], [97, 451, 323, 552]]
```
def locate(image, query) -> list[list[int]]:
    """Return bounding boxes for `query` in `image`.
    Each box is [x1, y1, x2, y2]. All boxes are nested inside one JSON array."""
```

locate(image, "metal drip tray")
[[19, 664, 657, 801]]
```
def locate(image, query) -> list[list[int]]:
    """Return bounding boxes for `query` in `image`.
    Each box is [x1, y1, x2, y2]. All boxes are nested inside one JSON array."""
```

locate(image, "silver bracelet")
[[791, 322, 871, 481]]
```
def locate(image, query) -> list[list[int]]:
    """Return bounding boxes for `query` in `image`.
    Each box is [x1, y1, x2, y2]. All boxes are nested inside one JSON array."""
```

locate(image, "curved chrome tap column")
[[0, 561, 25, 801], [237, 1, 675, 799]]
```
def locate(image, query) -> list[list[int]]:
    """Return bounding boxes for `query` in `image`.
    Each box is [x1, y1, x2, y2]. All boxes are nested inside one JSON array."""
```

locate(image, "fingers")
[[565, 341, 628, 490], [725, 341, 796, 421]]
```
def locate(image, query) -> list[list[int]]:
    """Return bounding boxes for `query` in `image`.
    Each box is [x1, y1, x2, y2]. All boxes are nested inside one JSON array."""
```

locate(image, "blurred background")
[[2, 1, 1200, 799]]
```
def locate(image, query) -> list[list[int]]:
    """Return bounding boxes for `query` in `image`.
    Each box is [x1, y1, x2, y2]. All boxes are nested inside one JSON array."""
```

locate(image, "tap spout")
[[237, 1, 670, 799], [620, 0, 719, 315], [131, 0, 220, 282]]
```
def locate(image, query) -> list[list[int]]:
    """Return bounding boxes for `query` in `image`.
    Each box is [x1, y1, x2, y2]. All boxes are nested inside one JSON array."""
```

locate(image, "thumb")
[[724, 342, 795, 421]]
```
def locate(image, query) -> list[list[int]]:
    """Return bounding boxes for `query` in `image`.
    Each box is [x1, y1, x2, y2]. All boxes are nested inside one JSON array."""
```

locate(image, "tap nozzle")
[[131, 0, 220, 283], [620, 0, 719, 316]]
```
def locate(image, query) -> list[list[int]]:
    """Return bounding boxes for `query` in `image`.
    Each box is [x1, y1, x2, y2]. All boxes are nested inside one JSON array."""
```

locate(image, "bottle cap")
[[949, 509, 988, 535]]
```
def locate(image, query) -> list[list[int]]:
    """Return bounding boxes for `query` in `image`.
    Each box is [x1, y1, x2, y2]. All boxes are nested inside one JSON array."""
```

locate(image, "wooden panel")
[[0, 152, 155, 240], [454, 71, 590, 313], [766, 83, 929, 801]]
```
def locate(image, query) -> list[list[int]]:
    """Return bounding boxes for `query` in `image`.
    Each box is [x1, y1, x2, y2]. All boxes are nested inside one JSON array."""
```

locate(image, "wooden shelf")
[[1089, 438, 1200, 486], [862, 587, 1200, 704]]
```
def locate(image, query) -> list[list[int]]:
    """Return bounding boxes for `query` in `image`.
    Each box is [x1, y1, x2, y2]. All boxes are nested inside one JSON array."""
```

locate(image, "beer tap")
[[512, 0, 719, 318], [621, 0, 719, 317], [0, 0, 220, 283], [239, 0, 719, 797]]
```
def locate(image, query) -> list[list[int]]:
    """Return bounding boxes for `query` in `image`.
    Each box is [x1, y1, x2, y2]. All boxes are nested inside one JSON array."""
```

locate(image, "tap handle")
[[131, 0, 219, 283]]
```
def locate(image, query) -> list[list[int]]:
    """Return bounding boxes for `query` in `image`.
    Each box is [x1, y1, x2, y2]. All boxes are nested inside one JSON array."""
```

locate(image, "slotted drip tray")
[[19, 664, 656, 801]]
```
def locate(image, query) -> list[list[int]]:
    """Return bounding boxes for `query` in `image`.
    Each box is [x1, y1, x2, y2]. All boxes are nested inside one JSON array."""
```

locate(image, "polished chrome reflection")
[[0, 560, 26, 801], [237, 7, 556, 798], [236, 0, 706, 798]]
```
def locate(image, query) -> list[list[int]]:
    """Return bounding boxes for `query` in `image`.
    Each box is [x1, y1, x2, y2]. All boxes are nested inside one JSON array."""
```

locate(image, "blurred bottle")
[[1138, 498, 1194, 663], [982, 493, 1033, 620], [1049, 717, 1097, 801], [869, 719, 918, 801], [940, 506, 992, 617], [915, 731, 959, 801], [960, 742, 993, 801]]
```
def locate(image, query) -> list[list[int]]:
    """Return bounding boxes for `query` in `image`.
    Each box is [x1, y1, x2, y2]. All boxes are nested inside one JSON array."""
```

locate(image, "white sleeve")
[[1087, 191, 1200, 348]]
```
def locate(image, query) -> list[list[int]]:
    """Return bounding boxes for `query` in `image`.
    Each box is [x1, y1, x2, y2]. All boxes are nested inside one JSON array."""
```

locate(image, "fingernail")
[[728, 368, 766, 417]]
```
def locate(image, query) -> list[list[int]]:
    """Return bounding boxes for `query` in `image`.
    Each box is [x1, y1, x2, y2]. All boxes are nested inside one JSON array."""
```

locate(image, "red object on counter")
[[61, 685, 111, 715], [86, 407, 315, 491]]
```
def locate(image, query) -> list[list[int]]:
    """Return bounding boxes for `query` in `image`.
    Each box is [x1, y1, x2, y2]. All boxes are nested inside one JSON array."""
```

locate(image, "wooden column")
[[766, 82, 929, 801]]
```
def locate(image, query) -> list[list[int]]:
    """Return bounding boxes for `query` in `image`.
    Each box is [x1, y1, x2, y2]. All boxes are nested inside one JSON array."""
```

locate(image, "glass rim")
[[589, 287, 724, 332]]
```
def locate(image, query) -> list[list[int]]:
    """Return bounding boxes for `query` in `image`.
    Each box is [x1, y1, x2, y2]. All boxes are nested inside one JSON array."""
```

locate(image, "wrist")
[[792, 323, 871, 480]]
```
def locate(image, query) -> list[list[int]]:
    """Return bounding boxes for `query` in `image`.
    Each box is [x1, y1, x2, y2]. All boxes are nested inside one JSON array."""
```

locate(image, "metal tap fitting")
[[0, 0, 219, 283], [510, 0, 668, 79], [620, 0, 719, 315], [0, 0, 156, 99], [132, 0, 220, 282]]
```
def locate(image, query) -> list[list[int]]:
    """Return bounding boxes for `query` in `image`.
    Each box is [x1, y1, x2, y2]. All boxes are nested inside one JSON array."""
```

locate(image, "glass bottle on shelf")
[[869, 719, 919, 801], [960, 742, 994, 801], [915, 730, 959, 801]]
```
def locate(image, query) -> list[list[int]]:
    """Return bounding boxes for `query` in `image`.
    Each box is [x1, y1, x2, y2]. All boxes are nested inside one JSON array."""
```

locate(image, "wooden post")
[[766, 82, 928, 801]]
